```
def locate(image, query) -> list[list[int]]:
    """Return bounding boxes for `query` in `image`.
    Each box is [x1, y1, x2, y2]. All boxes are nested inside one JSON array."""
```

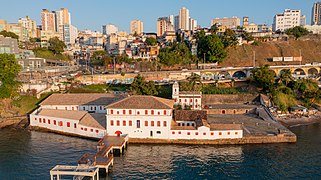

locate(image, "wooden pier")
[[50, 135, 129, 180]]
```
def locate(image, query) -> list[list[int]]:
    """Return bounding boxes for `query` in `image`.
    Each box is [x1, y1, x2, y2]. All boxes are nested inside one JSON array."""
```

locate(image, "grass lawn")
[[12, 93, 52, 115]]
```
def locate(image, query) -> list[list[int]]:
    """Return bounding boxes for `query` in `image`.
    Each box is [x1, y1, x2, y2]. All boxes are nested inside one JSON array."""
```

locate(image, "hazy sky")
[[0, 0, 316, 32]]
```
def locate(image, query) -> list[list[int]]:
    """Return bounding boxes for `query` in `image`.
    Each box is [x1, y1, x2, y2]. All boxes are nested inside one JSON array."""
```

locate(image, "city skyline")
[[0, 0, 317, 32]]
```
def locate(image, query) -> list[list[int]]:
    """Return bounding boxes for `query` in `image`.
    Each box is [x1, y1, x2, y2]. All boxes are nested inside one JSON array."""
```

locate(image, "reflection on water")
[[0, 124, 321, 179]]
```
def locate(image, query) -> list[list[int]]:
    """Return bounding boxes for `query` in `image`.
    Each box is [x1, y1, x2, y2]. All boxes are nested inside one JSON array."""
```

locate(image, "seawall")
[[0, 116, 27, 129], [129, 134, 296, 145]]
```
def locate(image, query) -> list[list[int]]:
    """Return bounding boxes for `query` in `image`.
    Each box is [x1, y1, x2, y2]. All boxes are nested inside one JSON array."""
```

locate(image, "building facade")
[[102, 24, 118, 35], [172, 82, 202, 110], [179, 7, 190, 30], [0, 35, 19, 54], [312, 2, 321, 25], [157, 17, 174, 37], [63, 24, 78, 45], [130, 20, 143, 35], [273, 9, 306, 32], [211, 16, 241, 29], [18, 16, 37, 38], [41, 9, 56, 31]]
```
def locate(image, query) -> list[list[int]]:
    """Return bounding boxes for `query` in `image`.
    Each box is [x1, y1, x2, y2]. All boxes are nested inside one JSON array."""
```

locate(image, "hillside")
[[221, 35, 321, 67]]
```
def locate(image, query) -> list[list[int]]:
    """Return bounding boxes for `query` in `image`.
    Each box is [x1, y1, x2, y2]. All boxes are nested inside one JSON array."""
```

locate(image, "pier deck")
[[50, 135, 128, 180]]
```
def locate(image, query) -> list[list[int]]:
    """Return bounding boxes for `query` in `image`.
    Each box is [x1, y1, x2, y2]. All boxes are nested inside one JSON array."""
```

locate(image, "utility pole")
[[299, 49, 302, 66], [113, 57, 116, 74], [253, 51, 255, 67], [203, 53, 205, 69]]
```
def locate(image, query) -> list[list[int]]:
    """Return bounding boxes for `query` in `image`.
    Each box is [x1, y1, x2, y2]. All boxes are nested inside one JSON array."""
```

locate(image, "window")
[[222, 110, 226, 114], [72, 107, 74, 111], [187, 132, 191, 135], [163, 121, 167, 127], [172, 132, 175, 135], [110, 120, 114, 126], [96, 130, 99, 133], [203, 132, 206, 136], [164, 110, 167, 115], [145, 121, 148, 127], [137, 111, 140, 115], [74, 123, 77, 128], [151, 121, 154, 127], [67, 122, 70, 127], [110, 110, 113, 114], [157, 121, 161, 127], [94, 107, 97, 110], [123, 110, 126, 114], [136, 120, 141, 128], [54, 120, 56, 125], [178, 131, 181, 135], [178, 123, 181, 126], [235, 132, 238, 135], [81, 127, 83, 130], [151, 110, 154, 115], [179, 99, 181, 103], [211, 132, 214, 136], [228, 132, 231, 135], [157, 131, 161, 134], [195, 99, 198, 103], [65, 107, 67, 110], [100, 106, 102, 110], [35, 118, 37, 121], [84, 128, 87, 131], [59, 121, 63, 127], [83, 107, 85, 110], [129, 110, 132, 115], [43, 119, 46, 123], [117, 120, 120, 126], [190, 99, 192, 102], [123, 120, 126, 126], [117, 111, 119, 115], [219, 132, 222, 136], [48, 120, 50, 124], [129, 121, 132, 126], [145, 110, 148, 115], [91, 129, 93, 132], [187, 123, 190, 126], [158, 112, 160, 115], [195, 132, 199, 135], [90, 107, 93, 110]]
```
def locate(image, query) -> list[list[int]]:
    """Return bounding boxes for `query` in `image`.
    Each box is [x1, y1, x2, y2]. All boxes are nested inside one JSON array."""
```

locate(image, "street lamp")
[[203, 53, 206, 69]]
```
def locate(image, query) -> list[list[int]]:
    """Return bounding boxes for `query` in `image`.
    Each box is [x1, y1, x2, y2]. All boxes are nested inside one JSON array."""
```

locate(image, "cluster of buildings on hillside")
[[29, 83, 244, 141], [3, 3, 321, 64]]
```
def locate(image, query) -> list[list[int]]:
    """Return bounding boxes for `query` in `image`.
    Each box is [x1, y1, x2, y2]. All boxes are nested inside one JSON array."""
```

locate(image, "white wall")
[[30, 113, 106, 138], [106, 108, 172, 139], [41, 104, 106, 113]]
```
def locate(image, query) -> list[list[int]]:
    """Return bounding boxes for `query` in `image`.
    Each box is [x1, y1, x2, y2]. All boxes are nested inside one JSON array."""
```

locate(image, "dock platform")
[[50, 135, 129, 180]]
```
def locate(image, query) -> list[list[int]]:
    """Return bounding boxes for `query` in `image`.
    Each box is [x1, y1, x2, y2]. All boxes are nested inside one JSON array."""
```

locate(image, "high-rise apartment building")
[[211, 16, 241, 29], [41, 9, 56, 31], [273, 9, 305, 32], [18, 16, 37, 38], [63, 24, 78, 45], [102, 24, 118, 35], [312, 2, 321, 25], [174, 15, 179, 31], [189, 18, 197, 31], [157, 17, 174, 37], [55, 8, 71, 33], [179, 7, 190, 30], [130, 20, 143, 35]]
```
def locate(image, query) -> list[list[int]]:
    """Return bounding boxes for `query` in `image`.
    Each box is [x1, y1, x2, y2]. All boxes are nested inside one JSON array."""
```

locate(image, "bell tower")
[[172, 81, 179, 100]]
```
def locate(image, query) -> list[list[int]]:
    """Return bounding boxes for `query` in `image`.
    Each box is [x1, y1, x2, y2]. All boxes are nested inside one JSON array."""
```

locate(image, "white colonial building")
[[106, 95, 243, 140], [172, 82, 202, 110], [29, 93, 126, 139]]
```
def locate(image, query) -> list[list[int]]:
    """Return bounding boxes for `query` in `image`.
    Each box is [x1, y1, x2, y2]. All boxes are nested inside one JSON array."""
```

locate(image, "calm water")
[[0, 124, 321, 180]]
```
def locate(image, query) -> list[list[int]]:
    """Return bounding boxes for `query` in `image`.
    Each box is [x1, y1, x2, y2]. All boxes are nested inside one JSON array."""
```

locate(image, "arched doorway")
[[232, 71, 246, 79], [219, 71, 231, 80], [115, 131, 122, 136], [222, 110, 226, 114]]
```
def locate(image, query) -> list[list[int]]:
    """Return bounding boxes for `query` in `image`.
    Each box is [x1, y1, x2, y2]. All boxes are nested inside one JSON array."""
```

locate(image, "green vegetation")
[[195, 30, 227, 63], [285, 26, 309, 40], [33, 37, 70, 61], [202, 86, 250, 94], [251, 65, 321, 111], [158, 42, 193, 66], [12, 93, 52, 115], [0, 30, 19, 40], [0, 54, 21, 99], [130, 74, 158, 95], [145, 37, 157, 46]]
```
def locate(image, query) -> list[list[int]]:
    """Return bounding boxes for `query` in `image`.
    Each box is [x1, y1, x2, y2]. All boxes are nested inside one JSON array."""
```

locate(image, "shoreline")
[[277, 114, 321, 128]]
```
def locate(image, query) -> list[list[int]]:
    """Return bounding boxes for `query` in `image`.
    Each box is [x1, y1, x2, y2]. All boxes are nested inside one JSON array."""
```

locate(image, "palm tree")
[[278, 69, 293, 86], [187, 73, 202, 91]]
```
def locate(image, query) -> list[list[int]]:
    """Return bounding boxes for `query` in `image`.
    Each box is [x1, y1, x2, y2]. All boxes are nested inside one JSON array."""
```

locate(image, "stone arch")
[[270, 70, 277, 77], [308, 68, 319, 78], [115, 131, 123, 136], [279, 69, 291, 76], [293, 68, 306, 79], [218, 71, 231, 80], [232, 71, 247, 79]]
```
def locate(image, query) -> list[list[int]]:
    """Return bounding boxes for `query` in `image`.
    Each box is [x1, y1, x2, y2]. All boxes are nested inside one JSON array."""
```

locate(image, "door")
[[136, 120, 140, 128], [150, 131, 153, 137]]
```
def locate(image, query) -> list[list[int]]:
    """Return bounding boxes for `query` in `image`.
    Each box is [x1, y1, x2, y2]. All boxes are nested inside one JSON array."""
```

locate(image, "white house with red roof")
[[172, 81, 202, 110]]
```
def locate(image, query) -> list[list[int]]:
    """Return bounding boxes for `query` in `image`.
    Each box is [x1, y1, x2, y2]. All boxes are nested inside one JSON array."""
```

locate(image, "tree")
[[158, 42, 192, 66], [241, 32, 254, 42], [221, 28, 238, 48], [210, 24, 219, 33], [285, 26, 309, 40], [277, 69, 293, 86], [145, 37, 157, 46], [187, 73, 202, 91], [196, 32, 227, 63], [0, 30, 19, 40], [251, 65, 276, 93], [48, 37, 66, 55], [130, 74, 158, 95], [0, 54, 22, 98]]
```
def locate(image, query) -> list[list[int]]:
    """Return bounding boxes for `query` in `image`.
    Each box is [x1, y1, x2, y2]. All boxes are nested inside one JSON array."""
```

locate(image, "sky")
[[0, 0, 317, 32]]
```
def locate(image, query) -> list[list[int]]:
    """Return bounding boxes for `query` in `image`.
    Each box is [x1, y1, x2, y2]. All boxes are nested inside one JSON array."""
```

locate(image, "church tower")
[[172, 81, 179, 100]]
